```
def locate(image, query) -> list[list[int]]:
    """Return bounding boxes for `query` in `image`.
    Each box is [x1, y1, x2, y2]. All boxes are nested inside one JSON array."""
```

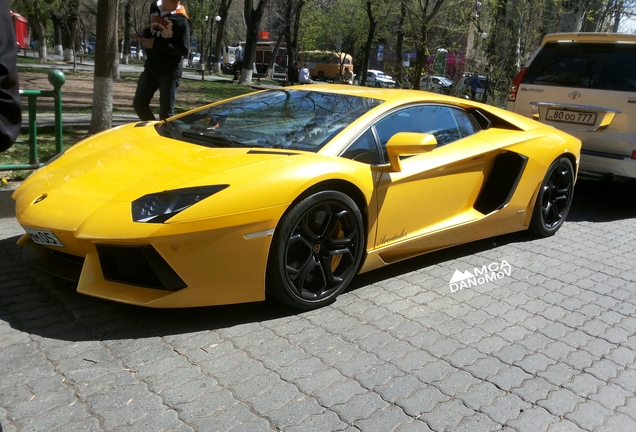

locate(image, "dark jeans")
[[133, 69, 180, 121]]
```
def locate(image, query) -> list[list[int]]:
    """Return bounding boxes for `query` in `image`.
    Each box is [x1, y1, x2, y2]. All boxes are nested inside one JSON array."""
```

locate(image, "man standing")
[[1, 0, 22, 151], [233, 43, 244, 81], [133, 0, 190, 121]]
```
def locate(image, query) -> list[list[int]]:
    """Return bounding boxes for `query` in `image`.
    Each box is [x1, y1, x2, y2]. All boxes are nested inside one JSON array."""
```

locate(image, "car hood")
[[14, 123, 371, 229], [23, 123, 303, 202]]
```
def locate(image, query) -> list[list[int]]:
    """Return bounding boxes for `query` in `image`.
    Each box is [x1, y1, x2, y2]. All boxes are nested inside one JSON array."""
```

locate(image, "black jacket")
[[142, 1, 190, 77], [0, 0, 22, 151]]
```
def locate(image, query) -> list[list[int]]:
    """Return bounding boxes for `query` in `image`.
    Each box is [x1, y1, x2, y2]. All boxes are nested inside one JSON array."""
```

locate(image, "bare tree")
[[284, 0, 305, 83], [89, 0, 119, 134], [358, 0, 378, 87], [213, 0, 233, 73], [240, 0, 270, 84], [408, 0, 447, 90]]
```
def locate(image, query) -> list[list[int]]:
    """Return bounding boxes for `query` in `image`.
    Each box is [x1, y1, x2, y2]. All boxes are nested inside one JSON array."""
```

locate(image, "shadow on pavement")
[[0, 230, 527, 343], [0, 234, 297, 342], [568, 178, 636, 222]]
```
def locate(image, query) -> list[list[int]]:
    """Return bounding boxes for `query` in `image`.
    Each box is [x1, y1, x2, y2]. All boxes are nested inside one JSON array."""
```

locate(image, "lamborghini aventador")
[[13, 85, 581, 309]]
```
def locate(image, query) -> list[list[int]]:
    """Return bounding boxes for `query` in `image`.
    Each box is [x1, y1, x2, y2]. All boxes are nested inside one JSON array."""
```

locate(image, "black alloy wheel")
[[267, 191, 364, 309], [530, 157, 575, 237]]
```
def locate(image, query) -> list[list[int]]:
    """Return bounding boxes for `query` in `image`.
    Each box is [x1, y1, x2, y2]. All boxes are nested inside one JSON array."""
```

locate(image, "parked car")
[[365, 69, 396, 88], [508, 32, 636, 182], [420, 75, 453, 94], [456, 74, 490, 102], [14, 86, 580, 310], [190, 52, 201, 67]]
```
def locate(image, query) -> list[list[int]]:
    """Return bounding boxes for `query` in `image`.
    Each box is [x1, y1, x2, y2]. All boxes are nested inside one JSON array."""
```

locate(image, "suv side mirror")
[[386, 132, 437, 171]]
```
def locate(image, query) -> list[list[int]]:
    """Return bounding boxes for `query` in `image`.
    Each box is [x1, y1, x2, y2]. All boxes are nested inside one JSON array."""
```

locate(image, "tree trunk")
[[241, 0, 269, 84], [582, 0, 604, 31], [558, 0, 586, 32], [284, 0, 305, 84], [213, 0, 233, 74], [89, 0, 119, 134], [122, 1, 132, 65], [52, 14, 63, 56], [359, 1, 377, 87], [395, 0, 406, 88]]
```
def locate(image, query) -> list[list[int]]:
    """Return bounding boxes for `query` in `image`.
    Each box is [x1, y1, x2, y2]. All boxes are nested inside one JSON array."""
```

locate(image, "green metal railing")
[[0, 70, 66, 171]]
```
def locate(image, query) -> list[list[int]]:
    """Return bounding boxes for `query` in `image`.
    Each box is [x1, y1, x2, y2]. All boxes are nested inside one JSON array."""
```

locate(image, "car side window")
[[340, 129, 381, 164], [452, 108, 482, 138], [374, 105, 462, 158]]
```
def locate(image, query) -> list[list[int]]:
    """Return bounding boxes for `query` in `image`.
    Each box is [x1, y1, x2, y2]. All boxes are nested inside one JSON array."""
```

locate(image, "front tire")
[[529, 157, 575, 237], [267, 191, 364, 309]]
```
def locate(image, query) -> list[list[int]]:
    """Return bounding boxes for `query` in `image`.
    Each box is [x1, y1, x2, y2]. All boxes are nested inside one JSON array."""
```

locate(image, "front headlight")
[[132, 185, 229, 223]]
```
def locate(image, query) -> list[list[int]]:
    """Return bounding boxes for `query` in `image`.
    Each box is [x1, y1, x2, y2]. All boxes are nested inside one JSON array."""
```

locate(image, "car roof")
[[282, 83, 469, 106], [542, 32, 636, 45]]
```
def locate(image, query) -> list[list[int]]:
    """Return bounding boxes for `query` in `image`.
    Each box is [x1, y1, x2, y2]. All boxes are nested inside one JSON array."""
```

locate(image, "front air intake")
[[96, 244, 187, 291]]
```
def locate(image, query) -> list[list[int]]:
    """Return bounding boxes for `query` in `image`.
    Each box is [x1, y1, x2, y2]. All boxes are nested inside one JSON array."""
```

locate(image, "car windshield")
[[161, 89, 384, 152]]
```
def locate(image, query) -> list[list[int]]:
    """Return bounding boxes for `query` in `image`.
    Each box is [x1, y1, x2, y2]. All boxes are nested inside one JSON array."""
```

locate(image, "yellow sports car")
[[13, 85, 581, 309]]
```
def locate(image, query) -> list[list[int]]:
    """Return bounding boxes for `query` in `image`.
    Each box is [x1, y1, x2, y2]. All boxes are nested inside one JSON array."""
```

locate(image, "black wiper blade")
[[182, 130, 265, 149], [158, 121, 177, 138], [182, 130, 237, 147]]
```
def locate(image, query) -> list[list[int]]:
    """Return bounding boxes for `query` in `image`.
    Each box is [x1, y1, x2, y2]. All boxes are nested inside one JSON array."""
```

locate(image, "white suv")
[[365, 69, 396, 88], [507, 33, 636, 181]]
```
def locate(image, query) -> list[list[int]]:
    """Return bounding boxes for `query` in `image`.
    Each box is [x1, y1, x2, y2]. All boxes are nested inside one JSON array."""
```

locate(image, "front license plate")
[[546, 108, 597, 125], [23, 227, 65, 247]]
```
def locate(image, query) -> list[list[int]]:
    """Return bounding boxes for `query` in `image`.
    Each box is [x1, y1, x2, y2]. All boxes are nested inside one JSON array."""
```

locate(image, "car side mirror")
[[386, 132, 437, 171]]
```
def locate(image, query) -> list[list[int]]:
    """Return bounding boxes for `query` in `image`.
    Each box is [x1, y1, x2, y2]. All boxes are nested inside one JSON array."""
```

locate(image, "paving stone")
[[488, 365, 533, 391], [588, 383, 631, 410], [507, 406, 560, 432], [285, 410, 348, 432], [265, 396, 325, 430], [418, 399, 475, 431], [375, 374, 425, 402], [511, 377, 558, 404], [247, 381, 304, 413], [294, 368, 346, 395], [538, 388, 585, 417], [313, 379, 367, 406], [396, 385, 450, 417], [174, 389, 237, 422], [331, 392, 390, 423], [481, 393, 532, 424], [565, 400, 613, 430], [457, 381, 505, 410], [355, 405, 417, 432], [596, 413, 636, 432], [98, 395, 174, 430], [584, 358, 624, 382], [188, 402, 260, 431], [453, 412, 503, 432]]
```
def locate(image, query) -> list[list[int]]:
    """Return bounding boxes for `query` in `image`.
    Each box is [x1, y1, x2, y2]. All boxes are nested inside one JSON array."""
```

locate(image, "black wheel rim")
[[284, 200, 361, 302], [540, 162, 573, 229]]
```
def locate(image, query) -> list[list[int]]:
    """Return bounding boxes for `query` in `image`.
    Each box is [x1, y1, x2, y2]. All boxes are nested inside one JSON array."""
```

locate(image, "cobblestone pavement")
[[1, 179, 635, 432]]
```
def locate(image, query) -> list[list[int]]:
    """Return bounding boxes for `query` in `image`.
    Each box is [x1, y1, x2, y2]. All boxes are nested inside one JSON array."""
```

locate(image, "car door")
[[371, 104, 495, 250]]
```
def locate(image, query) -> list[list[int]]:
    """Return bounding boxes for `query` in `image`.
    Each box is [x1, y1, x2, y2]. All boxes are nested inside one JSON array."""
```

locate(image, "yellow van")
[[297, 51, 353, 81]]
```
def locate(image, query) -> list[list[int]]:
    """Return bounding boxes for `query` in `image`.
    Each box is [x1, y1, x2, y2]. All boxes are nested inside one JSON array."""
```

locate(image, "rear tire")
[[266, 191, 364, 309], [529, 157, 575, 237]]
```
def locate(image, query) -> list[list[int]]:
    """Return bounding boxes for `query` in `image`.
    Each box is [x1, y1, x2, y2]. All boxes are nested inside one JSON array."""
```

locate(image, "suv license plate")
[[23, 227, 65, 247], [546, 109, 597, 125]]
